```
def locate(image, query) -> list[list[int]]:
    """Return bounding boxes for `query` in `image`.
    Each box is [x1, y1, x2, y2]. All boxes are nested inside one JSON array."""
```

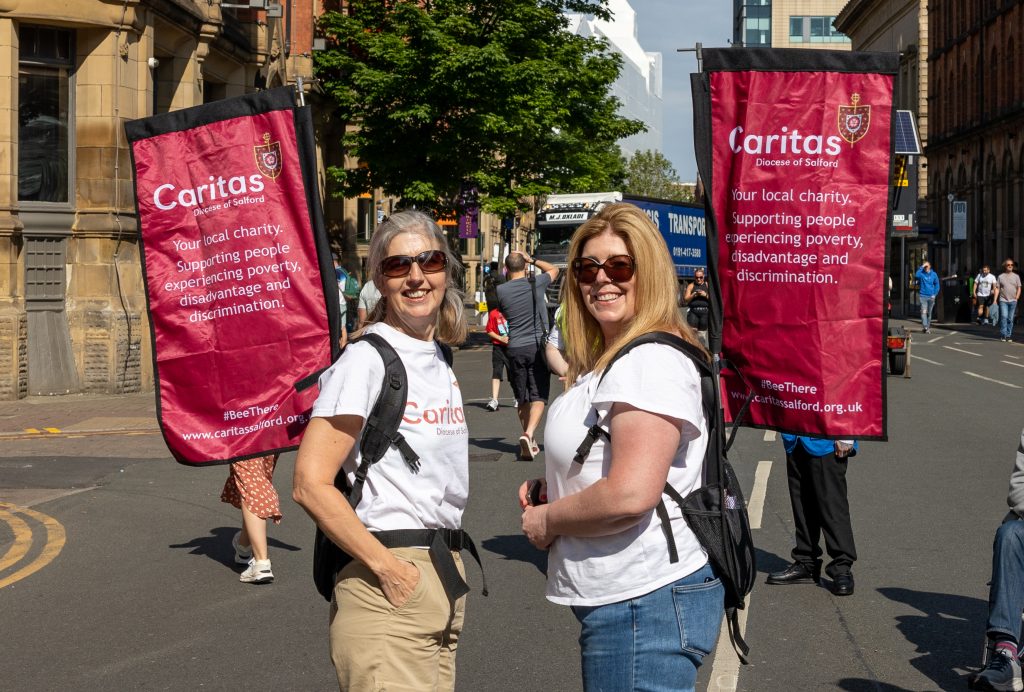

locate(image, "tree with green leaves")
[[623, 149, 694, 202], [315, 0, 644, 217]]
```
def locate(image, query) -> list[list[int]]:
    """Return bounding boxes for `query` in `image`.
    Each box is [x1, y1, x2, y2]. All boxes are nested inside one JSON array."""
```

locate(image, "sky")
[[627, 1, 732, 181]]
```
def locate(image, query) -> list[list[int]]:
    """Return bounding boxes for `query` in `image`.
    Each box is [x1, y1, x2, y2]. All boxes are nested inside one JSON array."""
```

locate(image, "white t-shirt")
[[543, 342, 709, 606], [358, 281, 382, 314], [976, 272, 997, 298], [311, 322, 468, 532]]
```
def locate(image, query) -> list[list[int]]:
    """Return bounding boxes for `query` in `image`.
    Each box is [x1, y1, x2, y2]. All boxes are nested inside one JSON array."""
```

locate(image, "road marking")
[[0, 503, 66, 590], [706, 460, 772, 691], [0, 510, 32, 571], [44, 427, 60, 433], [943, 345, 982, 357], [1007, 354, 1021, 359], [762, 430, 776, 442], [911, 355, 944, 365], [1001, 361, 1024, 369], [23, 428, 40, 434], [927, 336, 943, 343], [747, 461, 772, 530], [963, 372, 1022, 389]]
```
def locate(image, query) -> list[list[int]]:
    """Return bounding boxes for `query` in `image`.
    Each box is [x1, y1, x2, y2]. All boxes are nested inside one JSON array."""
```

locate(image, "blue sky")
[[627, 1, 732, 181]]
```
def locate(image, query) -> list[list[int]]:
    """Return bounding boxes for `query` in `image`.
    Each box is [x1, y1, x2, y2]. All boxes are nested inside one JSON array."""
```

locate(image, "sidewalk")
[[0, 391, 158, 438]]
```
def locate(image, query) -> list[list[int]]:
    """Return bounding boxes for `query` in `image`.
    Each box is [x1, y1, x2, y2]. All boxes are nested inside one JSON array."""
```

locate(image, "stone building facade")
[[0, 0, 318, 400], [925, 0, 1023, 276]]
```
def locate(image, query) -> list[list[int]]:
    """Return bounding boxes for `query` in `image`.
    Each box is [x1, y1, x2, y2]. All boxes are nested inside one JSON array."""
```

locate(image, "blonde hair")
[[562, 203, 707, 383], [364, 210, 467, 346]]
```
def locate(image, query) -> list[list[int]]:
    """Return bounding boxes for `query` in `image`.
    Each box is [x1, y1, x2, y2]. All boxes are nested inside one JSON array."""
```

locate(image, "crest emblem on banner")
[[254, 132, 282, 179], [837, 93, 871, 145]]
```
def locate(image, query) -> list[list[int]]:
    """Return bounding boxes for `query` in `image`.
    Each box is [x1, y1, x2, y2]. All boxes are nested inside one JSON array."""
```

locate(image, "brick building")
[[925, 0, 1024, 277]]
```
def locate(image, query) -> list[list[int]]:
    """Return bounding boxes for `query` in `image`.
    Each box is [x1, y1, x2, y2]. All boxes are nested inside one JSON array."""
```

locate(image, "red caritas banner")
[[125, 88, 339, 465], [693, 49, 897, 440]]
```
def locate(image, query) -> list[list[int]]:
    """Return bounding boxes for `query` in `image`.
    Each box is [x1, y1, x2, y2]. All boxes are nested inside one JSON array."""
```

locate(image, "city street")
[[1, 318, 1022, 691]]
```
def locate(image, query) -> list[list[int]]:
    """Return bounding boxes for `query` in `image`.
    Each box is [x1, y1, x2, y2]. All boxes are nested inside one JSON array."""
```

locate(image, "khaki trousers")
[[330, 547, 466, 691]]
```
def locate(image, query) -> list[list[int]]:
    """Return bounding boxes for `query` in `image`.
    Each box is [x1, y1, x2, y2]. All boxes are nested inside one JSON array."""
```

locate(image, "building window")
[[789, 16, 850, 44], [18, 26, 74, 204]]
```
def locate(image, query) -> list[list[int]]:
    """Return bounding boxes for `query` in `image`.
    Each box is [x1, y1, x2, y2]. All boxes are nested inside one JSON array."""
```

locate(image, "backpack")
[[306, 333, 487, 603], [342, 273, 361, 300], [572, 331, 757, 663]]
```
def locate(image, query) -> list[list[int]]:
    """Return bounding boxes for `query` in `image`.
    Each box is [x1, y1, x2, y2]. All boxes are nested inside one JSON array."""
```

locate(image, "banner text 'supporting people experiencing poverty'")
[[125, 88, 338, 465], [695, 49, 897, 440]]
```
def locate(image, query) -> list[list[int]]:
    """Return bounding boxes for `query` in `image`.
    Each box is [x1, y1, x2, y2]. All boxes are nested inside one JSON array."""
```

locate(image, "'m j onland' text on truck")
[[534, 192, 707, 307]]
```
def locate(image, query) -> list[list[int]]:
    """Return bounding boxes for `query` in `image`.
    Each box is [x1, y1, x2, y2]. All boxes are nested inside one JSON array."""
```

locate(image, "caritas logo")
[[149, 132, 283, 214]]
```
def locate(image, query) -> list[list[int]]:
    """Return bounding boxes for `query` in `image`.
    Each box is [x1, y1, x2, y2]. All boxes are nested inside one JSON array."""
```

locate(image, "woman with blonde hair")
[[294, 210, 473, 690], [519, 203, 723, 691]]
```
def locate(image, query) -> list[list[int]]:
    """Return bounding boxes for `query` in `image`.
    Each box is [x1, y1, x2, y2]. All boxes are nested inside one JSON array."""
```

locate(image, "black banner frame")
[[691, 48, 900, 443], [125, 87, 341, 466]]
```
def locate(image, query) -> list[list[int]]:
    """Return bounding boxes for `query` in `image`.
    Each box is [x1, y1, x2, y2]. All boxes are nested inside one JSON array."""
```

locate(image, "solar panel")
[[893, 110, 921, 155]]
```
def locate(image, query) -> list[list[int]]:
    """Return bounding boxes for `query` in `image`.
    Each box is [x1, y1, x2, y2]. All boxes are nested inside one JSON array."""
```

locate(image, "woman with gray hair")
[[293, 210, 472, 690]]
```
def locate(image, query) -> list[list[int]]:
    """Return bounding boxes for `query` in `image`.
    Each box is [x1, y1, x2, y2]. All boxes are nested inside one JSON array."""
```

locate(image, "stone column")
[[66, 26, 145, 394], [0, 17, 26, 400]]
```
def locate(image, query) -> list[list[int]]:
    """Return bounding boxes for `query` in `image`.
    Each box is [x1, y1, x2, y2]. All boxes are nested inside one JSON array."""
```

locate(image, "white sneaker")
[[240, 558, 273, 584], [231, 531, 252, 565], [485, 398, 499, 412]]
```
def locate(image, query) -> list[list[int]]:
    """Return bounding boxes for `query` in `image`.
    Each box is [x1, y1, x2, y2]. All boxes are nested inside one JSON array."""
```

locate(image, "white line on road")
[[1007, 354, 1021, 360], [963, 371, 1022, 388], [927, 336, 943, 343], [706, 460, 772, 692], [747, 461, 772, 530], [762, 430, 776, 442], [943, 345, 983, 357], [1001, 360, 1024, 369], [911, 355, 944, 365]]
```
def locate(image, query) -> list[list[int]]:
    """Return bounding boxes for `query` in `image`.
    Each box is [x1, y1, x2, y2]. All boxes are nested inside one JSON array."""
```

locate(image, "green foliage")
[[623, 149, 694, 202], [315, 0, 644, 215]]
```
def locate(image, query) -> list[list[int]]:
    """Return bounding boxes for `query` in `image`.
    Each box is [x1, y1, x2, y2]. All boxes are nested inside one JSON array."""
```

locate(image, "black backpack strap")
[[373, 528, 488, 601], [345, 333, 418, 508], [573, 332, 713, 465]]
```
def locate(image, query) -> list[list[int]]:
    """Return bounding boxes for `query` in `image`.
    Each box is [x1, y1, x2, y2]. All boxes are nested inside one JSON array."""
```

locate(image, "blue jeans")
[[920, 294, 936, 329], [571, 563, 724, 692], [987, 518, 1024, 642], [999, 300, 1018, 339]]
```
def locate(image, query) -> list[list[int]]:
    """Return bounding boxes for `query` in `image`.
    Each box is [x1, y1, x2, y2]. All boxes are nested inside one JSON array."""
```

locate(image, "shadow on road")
[[836, 679, 916, 691], [471, 436, 520, 456], [878, 586, 988, 691], [754, 547, 790, 576], [169, 526, 301, 568], [482, 534, 547, 574]]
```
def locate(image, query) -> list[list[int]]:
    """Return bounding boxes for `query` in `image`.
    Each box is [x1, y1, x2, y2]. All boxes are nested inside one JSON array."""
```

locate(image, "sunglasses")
[[380, 249, 448, 278], [571, 255, 636, 283]]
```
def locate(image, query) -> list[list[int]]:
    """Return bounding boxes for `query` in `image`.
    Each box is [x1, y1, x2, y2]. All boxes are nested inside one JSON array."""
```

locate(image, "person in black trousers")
[[767, 435, 858, 596]]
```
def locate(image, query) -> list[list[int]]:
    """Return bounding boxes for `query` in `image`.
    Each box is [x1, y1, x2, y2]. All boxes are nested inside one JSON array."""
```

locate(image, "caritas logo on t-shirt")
[[403, 399, 467, 437]]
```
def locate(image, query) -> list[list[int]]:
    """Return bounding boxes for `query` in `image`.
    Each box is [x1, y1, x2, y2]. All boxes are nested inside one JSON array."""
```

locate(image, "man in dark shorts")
[[496, 250, 559, 460]]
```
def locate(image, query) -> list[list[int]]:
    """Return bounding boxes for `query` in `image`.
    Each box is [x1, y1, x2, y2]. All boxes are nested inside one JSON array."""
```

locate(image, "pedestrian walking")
[[293, 211, 473, 691], [996, 259, 1021, 342], [915, 261, 940, 333], [495, 249, 559, 460], [975, 265, 999, 326], [519, 203, 722, 692], [766, 436, 858, 596], [484, 297, 510, 412], [221, 454, 281, 584], [357, 278, 382, 329], [968, 428, 1024, 692]]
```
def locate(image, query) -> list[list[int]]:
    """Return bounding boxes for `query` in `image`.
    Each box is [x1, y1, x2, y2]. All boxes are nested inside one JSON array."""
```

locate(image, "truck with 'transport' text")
[[533, 191, 707, 306]]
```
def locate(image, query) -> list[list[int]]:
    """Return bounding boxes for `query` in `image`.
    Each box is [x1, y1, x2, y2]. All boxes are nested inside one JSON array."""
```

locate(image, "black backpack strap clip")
[[573, 424, 610, 464]]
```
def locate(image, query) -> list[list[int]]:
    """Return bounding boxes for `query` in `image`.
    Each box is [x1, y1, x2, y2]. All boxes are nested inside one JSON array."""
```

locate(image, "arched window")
[[990, 46, 1000, 114]]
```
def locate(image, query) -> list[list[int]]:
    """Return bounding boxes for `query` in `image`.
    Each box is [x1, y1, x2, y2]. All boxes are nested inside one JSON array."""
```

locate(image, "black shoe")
[[766, 562, 820, 585], [831, 572, 854, 596], [968, 647, 1022, 691]]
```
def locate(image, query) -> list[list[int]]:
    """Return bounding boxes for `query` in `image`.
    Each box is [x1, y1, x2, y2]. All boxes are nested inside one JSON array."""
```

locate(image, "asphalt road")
[[1, 319, 1021, 691]]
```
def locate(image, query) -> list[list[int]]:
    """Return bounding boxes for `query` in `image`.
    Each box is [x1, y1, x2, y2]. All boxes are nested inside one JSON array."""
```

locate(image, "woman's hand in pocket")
[[378, 558, 420, 608]]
